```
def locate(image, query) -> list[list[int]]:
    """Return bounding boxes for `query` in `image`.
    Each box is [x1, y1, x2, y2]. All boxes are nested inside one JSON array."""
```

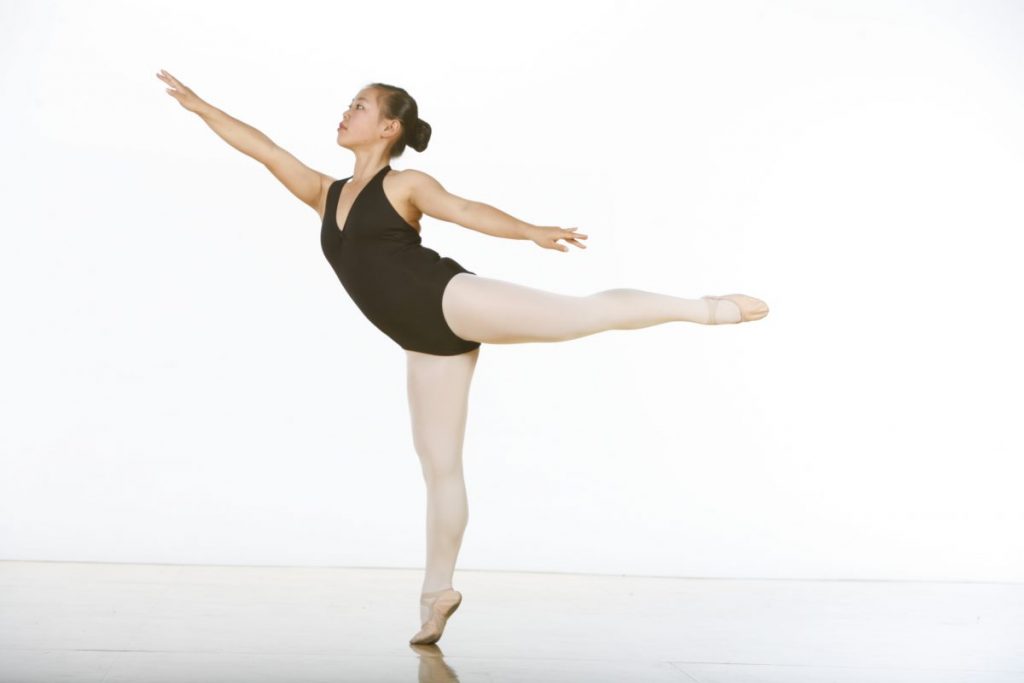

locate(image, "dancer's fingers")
[[157, 72, 179, 90], [163, 70, 186, 90]]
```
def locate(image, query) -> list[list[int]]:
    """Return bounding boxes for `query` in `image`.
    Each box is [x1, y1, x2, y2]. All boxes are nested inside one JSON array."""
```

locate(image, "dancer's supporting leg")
[[405, 346, 480, 623], [442, 274, 768, 344]]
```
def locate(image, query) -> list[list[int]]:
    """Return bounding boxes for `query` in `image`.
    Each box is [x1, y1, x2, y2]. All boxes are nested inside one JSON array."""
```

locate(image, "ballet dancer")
[[156, 69, 769, 645]]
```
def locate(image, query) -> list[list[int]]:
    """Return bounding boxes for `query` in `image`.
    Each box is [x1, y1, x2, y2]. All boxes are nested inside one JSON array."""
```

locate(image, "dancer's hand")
[[527, 225, 588, 252], [156, 69, 211, 115]]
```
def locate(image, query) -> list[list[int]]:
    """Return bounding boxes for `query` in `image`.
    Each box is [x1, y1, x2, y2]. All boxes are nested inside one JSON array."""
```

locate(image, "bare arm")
[[405, 170, 588, 251], [195, 104, 273, 159], [157, 69, 331, 216], [406, 169, 529, 238]]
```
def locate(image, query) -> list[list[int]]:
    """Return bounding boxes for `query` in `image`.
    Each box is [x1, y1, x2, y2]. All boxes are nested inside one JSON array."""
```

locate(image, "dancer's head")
[[336, 83, 431, 159]]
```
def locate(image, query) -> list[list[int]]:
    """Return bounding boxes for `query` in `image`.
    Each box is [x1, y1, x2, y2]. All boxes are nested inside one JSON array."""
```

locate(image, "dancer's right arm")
[[157, 69, 331, 217]]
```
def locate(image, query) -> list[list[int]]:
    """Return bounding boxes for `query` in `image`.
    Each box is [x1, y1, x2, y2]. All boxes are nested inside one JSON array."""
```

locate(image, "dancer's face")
[[336, 88, 399, 150]]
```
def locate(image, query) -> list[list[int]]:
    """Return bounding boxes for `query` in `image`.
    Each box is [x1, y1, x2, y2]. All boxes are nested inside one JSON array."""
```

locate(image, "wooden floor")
[[1, 561, 1021, 682]]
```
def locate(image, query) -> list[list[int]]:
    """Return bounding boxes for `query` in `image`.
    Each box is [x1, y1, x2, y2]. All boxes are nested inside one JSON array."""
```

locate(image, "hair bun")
[[408, 117, 431, 153]]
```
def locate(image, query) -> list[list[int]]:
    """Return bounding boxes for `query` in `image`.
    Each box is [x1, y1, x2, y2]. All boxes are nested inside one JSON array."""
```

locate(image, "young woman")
[[156, 69, 769, 645]]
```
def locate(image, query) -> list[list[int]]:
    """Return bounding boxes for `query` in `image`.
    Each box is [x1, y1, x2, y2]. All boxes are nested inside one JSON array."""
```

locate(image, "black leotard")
[[320, 164, 482, 356]]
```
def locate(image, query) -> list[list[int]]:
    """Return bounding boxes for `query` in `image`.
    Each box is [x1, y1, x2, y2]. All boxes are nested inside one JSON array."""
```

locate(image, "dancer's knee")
[[587, 288, 638, 332], [416, 447, 464, 482]]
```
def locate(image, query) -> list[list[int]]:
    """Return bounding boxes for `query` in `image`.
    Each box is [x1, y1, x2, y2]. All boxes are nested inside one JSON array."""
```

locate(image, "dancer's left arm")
[[404, 170, 587, 252]]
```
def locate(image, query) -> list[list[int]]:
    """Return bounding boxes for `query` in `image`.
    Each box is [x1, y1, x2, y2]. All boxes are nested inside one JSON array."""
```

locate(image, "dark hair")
[[368, 82, 431, 158], [370, 81, 430, 158]]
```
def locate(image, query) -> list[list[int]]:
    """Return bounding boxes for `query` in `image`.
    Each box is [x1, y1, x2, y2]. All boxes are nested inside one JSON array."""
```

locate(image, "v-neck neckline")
[[334, 165, 390, 235]]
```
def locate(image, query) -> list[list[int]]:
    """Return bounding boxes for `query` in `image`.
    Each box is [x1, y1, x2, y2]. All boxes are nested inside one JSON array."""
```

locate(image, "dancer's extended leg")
[[405, 346, 479, 623], [441, 273, 768, 344]]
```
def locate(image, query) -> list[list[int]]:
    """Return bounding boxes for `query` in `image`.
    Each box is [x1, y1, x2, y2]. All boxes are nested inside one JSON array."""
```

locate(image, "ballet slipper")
[[409, 587, 463, 645], [701, 294, 768, 324]]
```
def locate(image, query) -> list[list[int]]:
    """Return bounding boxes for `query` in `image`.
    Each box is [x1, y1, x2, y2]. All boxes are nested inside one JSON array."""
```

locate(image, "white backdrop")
[[2, 0, 1022, 582]]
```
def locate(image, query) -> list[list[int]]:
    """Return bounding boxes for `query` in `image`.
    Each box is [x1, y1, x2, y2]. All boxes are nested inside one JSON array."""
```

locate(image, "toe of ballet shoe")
[[409, 624, 441, 645], [409, 628, 432, 645], [709, 293, 769, 323], [409, 589, 462, 644]]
